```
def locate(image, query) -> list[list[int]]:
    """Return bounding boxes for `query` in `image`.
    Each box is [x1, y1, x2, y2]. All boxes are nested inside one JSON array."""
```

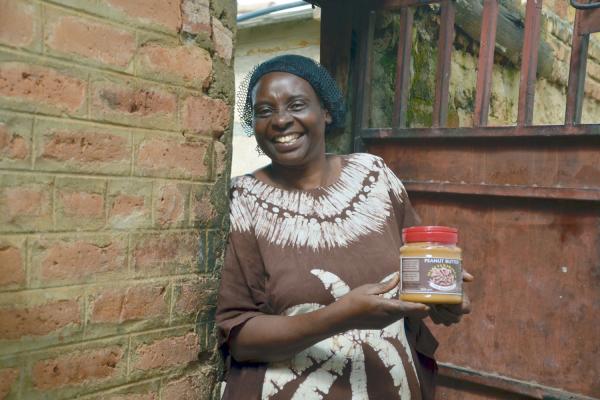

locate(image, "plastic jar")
[[400, 226, 462, 304]]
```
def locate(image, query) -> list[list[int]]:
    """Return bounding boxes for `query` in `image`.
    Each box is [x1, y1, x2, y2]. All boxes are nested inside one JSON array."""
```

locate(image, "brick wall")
[[0, 0, 235, 398]]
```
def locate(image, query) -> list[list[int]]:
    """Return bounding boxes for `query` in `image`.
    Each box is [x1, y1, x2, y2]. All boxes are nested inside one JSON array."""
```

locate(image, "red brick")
[[133, 333, 199, 371], [2, 187, 50, 219], [111, 194, 145, 216], [40, 131, 129, 164], [0, 242, 25, 287], [46, 14, 136, 68], [132, 232, 199, 274], [0, 62, 86, 113], [0, 0, 36, 48], [0, 123, 29, 160], [0, 299, 80, 340], [59, 190, 104, 217], [191, 185, 216, 225], [104, 0, 182, 31], [39, 239, 126, 281], [181, 0, 211, 35], [90, 285, 168, 323], [182, 95, 230, 137], [107, 181, 152, 229], [92, 80, 177, 128], [0, 368, 19, 399], [136, 43, 212, 87], [174, 280, 216, 316], [155, 183, 187, 227], [211, 18, 233, 64], [136, 138, 209, 179], [32, 346, 124, 390], [162, 373, 213, 400]]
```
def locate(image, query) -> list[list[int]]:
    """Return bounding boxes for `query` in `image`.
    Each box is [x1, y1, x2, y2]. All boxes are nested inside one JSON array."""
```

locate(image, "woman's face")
[[252, 72, 332, 167]]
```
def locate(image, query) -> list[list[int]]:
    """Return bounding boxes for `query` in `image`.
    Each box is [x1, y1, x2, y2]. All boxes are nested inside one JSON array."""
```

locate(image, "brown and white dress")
[[216, 153, 438, 400]]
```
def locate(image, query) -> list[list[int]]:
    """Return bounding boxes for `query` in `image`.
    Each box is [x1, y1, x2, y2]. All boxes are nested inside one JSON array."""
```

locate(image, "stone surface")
[[0, 299, 80, 340], [0, 62, 86, 114], [32, 346, 124, 389], [45, 13, 136, 68], [132, 333, 199, 371]]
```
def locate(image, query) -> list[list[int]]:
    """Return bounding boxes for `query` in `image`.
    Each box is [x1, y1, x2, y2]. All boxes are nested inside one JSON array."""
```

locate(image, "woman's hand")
[[428, 270, 474, 326], [334, 273, 430, 331]]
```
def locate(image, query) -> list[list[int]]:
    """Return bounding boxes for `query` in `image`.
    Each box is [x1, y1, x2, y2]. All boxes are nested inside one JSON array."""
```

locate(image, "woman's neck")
[[264, 155, 341, 191]]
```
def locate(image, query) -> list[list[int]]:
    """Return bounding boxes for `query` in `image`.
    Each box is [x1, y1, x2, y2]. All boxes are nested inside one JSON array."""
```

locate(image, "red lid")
[[402, 226, 458, 244]]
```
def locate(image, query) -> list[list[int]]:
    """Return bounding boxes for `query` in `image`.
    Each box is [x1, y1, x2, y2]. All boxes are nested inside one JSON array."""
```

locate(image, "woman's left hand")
[[428, 270, 474, 326]]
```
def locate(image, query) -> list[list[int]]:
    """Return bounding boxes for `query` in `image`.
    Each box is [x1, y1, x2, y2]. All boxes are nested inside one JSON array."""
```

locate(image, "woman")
[[216, 54, 471, 399]]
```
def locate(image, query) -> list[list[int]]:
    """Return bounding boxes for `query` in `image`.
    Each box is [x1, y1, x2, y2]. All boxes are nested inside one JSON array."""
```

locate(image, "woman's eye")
[[254, 108, 272, 118], [289, 102, 306, 111]]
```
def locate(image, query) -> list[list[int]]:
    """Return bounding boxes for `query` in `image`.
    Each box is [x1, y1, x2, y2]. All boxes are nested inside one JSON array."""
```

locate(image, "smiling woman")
[[216, 55, 471, 400]]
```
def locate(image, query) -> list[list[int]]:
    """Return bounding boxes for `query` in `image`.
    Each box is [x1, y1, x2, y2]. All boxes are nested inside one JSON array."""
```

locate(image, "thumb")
[[463, 270, 474, 282], [371, 273, 400, 295]]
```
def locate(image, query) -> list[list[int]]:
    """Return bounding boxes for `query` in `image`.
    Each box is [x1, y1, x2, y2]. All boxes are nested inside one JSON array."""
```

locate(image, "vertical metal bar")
[[352, 6, 376, 151], [432, 0, 455, 128], [517, 0, 543, 126], [393, 7, 414, 129], [473, 0, 499, 127], [565, 6, 590, 125]]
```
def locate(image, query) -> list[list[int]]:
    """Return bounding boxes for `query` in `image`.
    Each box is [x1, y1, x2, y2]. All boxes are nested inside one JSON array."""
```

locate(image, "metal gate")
[[318, 0, 600, 398]]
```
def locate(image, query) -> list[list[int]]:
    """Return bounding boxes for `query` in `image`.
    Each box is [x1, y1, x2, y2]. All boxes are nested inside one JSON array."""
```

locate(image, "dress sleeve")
[[215, 189, 271, 351]]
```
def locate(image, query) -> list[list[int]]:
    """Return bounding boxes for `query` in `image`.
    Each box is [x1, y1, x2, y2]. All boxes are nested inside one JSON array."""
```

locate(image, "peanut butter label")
[[400, 257, 462, 295]]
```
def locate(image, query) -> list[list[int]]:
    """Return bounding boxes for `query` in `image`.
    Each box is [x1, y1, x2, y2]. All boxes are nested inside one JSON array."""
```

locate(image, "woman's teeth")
[[274, 133, 300, 143]]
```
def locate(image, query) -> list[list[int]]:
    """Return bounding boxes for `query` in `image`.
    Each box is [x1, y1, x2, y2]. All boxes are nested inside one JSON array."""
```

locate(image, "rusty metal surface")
[[474, 0, 499, 127], [326, 0, 600, 396], [360, 124, 600, 138], [517, 0, 543, 126], [433, 0, 455, 127], [578, 7, 600, 32], [393, 7, 414, 128]]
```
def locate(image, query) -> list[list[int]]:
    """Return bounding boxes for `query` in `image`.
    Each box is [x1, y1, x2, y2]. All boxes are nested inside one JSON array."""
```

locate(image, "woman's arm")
[[230, 274, 430, 363]]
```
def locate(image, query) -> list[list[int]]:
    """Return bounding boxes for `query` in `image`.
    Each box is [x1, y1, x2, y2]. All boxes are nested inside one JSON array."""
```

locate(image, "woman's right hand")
[[333, 273, 430, 331]]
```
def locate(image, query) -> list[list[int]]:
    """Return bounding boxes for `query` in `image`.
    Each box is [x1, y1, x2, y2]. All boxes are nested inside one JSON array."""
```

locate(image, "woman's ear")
[[325, 109, 332, 125]]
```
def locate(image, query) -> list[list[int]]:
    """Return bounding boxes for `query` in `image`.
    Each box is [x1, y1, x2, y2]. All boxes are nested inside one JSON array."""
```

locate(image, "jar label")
[[400, 257, 462, 295]]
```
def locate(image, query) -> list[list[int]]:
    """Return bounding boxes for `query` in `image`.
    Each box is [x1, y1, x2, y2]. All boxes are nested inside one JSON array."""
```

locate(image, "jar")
[[400, 226, 462, 304]]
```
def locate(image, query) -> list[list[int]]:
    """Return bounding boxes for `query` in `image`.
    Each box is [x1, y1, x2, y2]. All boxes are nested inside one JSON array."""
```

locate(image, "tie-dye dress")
[[216, 153, 438, 400]]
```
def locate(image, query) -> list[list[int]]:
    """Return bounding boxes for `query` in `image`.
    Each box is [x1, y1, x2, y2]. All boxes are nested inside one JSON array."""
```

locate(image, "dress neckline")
[[245, 154, 350, 193]]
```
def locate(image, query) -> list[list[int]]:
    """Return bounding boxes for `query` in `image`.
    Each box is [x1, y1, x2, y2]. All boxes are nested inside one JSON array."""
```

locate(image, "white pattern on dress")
[[229, 154, 406, 250], [261, 270, 417, 399]]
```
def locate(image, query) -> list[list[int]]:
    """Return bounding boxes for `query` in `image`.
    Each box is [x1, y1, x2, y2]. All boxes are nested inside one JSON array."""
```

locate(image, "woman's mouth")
[[273, 133, 302, 144]]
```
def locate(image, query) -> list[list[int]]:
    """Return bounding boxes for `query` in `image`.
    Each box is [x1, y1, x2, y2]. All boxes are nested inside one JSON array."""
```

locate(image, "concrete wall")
[[0, 0, 235, 398]]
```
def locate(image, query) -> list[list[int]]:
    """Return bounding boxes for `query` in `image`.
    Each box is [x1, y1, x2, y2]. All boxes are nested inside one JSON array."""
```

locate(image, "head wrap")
[[238, 54, 346, 135]]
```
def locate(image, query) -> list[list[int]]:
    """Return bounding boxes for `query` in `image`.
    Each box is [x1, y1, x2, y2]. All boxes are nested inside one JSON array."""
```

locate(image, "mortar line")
[[0, 272, 206, 295], [0, 107, 217, 139], [0, 226, 208, 237], [35, 0, 180, 39], [30, 117, 36, 171], [0, 323, 198, 358], [0, 168, 213, 185]]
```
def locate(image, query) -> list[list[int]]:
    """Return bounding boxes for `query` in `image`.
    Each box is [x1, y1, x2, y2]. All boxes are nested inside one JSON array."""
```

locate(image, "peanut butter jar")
[[400, 226, 462, 304]]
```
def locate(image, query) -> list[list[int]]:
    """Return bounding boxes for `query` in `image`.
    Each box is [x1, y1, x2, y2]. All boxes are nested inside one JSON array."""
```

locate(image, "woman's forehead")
[[252, 72, 318, 102]]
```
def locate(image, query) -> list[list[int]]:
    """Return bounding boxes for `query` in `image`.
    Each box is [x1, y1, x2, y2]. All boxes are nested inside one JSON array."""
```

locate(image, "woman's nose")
[[271, 109, 293, 129]]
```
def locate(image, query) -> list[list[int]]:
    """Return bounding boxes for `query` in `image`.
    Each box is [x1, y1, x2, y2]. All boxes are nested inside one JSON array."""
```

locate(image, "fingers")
[[381, 298, 429, 319], [462, 270, 474, 282]]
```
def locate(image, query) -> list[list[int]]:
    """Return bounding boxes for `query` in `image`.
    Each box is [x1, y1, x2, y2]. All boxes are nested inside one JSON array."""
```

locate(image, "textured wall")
[[368, 4, 600, 130], [0, 0, 235, 398]]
